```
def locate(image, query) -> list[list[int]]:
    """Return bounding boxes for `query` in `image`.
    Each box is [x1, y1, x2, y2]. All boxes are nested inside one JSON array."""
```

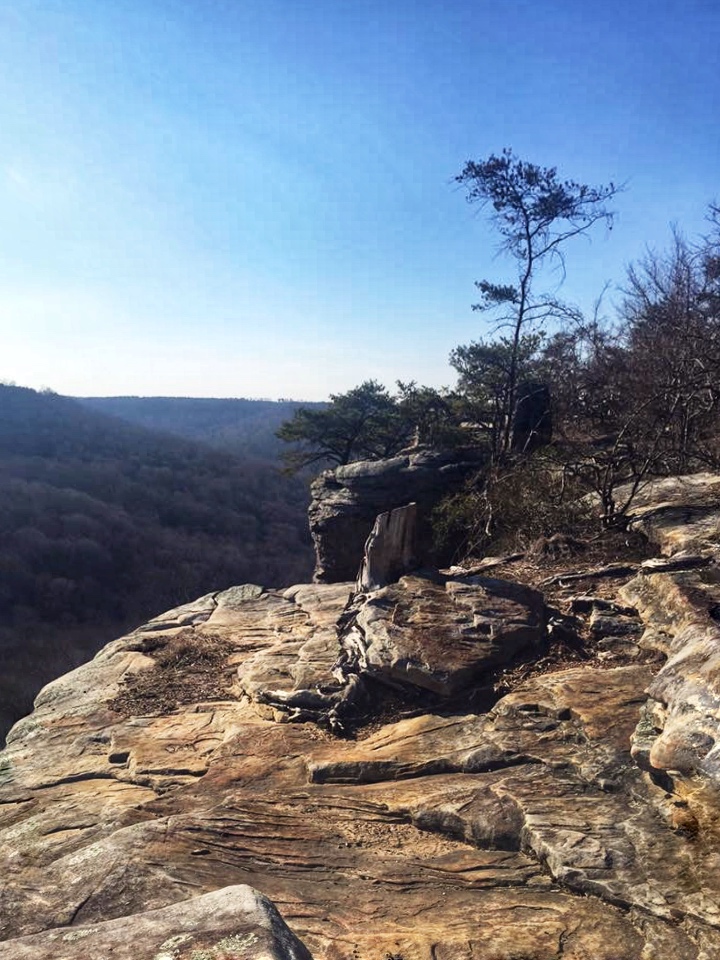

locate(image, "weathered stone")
[[5, 885, 313, 960], [2, 561, 720, 957], [356, 502, 418, 592], [622, 473, 720, 555], [589, 610, 643, 640], [618, 474, 720, 824], [341, 573, 547, 698], [234, 582, 352, 720], [235, 573, 547, 727], [569, 595, 638, 616], [309, 447, 484, 583], [8, 473, 720, 956], [596, 636, 643, 661]]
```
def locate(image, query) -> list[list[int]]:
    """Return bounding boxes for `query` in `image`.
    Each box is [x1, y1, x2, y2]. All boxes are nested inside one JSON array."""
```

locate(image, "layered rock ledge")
[[619, 475, 720, 811], [309, 448, 483, 582], [5, 474, 720, 957]]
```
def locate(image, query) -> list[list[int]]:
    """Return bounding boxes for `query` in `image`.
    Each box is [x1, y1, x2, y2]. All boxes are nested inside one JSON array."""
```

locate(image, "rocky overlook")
[[4, 473, 720, 958]]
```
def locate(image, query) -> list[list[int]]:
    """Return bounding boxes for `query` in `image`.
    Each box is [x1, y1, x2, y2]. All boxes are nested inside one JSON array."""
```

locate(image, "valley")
[[0, 385, 314, 738]]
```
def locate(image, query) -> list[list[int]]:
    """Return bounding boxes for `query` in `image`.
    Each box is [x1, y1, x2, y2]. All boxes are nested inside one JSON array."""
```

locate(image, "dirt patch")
[[110, 630, 236, 718], [488, 528, 660, 691], [498, 528, 653, 599]]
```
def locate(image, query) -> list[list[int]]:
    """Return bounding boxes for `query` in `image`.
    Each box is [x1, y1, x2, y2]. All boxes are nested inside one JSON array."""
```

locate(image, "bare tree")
[[548, 216, 720, 526], [620, 226, 720, 472]]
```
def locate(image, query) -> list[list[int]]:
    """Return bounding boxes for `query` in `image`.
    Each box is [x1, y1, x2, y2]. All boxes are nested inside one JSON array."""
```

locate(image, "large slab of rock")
[[235, 582, 352, 720], [341, 573, 546, 697], [235, 573, 547, 728], [356, 502, 418, 592], [622, 473, 720, 555], [7, 885, 313, 960]]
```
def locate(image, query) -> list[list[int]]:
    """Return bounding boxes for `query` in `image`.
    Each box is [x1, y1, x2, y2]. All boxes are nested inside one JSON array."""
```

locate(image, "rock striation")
[[6, 887, 313, 960], [309, 447, 484, 582], [5, 474, 720, 956], [235, 570, 546, 733], [619, 475, 720, 808]]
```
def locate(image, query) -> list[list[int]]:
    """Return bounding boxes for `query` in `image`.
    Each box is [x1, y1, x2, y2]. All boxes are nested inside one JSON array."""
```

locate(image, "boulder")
[[341, 573, 547, 698], [510, 380, 552, 452], [309, 447, 484, 583], [5, 885, 313, 960], [235, 582, 352, 721]]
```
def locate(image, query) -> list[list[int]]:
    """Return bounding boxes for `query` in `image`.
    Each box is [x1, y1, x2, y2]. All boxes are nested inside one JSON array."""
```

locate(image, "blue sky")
[[0, 0, 717, 399]]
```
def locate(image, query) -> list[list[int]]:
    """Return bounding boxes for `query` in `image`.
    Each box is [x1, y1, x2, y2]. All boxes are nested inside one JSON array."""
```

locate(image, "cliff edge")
[[3, 475, 720, 957]]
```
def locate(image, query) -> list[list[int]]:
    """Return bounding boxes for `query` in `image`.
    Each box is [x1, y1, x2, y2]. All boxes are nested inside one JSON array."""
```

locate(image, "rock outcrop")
[[356, 502, 419, 592], [618, 475, 720, 811], [237, 570, 546, 730], [6, 474, 720, 956], [510, 380, 552, 452], [6, 887, 313, 960], [309, 447, 484, 582]]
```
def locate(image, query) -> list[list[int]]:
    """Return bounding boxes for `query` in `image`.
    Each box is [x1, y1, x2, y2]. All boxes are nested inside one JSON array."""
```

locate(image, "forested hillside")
[[77, 395, 324, 459], [0, 384, 314, 738]]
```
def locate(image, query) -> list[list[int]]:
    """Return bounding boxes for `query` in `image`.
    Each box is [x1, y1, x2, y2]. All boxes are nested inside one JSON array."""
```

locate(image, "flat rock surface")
[[2, 558, 720, 960]]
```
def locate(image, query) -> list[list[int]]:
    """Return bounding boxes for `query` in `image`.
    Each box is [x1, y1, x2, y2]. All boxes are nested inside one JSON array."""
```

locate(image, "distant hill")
[[0, 385, 315, 739], [76, 395, 325, 460]]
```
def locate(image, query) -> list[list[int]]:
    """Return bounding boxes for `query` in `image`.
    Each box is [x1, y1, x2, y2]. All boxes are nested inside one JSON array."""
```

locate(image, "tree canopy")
[[277, 381, 410, 471], [453, 149, 619, 459], [276, 380, 465, 472]]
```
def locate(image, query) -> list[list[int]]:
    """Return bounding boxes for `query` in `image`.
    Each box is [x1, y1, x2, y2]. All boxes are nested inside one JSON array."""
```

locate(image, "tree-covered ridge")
[[77, 395, 325, 460], [0, 385, 313, 738], [276, 380, 465, 472]]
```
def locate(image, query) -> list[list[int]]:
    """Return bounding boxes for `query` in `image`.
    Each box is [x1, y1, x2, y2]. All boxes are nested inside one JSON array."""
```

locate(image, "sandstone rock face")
[[237, 572, 546, 730], [4, 513, 720, 960], [309, 447, 484, 582], [356, 502, 418, 592], [617, 475, 720, 810], [342, 574, 546, 699]]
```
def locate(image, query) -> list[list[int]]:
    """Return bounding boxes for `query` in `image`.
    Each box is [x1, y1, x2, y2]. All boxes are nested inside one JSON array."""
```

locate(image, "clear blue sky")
[[0, 0, 717, 399]]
